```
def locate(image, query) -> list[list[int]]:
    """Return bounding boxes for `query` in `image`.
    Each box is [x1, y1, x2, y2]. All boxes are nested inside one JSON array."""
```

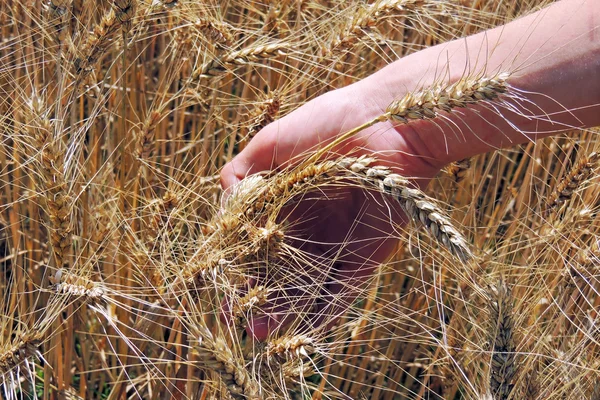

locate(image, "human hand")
[[220, 77, 445, 341]]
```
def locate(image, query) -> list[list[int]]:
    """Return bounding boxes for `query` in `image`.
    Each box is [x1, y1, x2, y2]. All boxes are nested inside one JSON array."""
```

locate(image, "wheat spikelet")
[[386, 73, 509, 123], [192, 42, 290, 80], [545, 151, 598, 217], [488, 281, 518, 400]]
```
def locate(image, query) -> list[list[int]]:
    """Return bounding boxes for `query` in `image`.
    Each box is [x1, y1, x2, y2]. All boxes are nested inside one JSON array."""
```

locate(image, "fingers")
[[220, 86, 369, 191]]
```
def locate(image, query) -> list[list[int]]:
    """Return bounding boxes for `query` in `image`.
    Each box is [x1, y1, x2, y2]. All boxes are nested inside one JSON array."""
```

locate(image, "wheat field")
[[0, 0, 599, 399]]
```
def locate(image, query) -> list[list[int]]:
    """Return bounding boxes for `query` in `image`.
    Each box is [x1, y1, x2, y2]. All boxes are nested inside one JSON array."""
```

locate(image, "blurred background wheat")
[[1, 0, 599, 399]]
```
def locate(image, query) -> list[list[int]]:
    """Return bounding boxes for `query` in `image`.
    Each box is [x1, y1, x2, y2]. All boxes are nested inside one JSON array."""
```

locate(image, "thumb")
[[220, 120, 282, 191]]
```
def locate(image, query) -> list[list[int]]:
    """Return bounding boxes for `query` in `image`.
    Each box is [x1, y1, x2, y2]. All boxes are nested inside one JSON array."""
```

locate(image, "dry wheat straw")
[[489, 282, 517, 400], [192, 42, 290, 80], [545, 152, 598, 217]]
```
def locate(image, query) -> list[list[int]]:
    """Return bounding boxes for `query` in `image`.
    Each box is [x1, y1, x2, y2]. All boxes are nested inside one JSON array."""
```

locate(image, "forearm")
[[355, 0, 600, 165]]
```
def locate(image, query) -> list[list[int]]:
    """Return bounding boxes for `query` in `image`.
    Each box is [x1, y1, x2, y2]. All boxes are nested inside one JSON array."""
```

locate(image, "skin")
[[221, 0, 600, 340]]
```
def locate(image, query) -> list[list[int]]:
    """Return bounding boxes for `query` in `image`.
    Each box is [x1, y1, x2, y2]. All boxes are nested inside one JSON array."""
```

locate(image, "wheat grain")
[[328, 0, 435, 57], [74, 1, 137, 75]]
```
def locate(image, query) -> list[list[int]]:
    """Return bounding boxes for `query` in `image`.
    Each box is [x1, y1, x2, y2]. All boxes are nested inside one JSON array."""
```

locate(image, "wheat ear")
[[266, 334, 316, 363], [26, 97, 72, 268], [544, 151, 598, 217], [46, 0, 71, 45], [194, 18, 234, 48], [344, 156, 473, 262], [74, 1, 137, 75], [233, 285, 270, 328], [192, 42, 290, 80], [307, 73, 510, 164], [49, 269, 107, 306], [488, 281, 518, 400], [231, 156, 472, 261], [328, 0, 436, 57], [0, 334, 43, 378], [247, 91, 281, 139], [191, 325, 260, 400], [445, 158, 472, 183], [386, 73, 509, 122]]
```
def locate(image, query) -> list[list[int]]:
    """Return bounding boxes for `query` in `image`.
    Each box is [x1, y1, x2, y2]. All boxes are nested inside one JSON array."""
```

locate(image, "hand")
[[220, 80, 443, 340]]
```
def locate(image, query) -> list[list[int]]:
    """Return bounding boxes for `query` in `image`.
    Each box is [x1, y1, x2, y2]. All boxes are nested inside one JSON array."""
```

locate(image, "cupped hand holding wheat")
[[221, 0, 600, 340]]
